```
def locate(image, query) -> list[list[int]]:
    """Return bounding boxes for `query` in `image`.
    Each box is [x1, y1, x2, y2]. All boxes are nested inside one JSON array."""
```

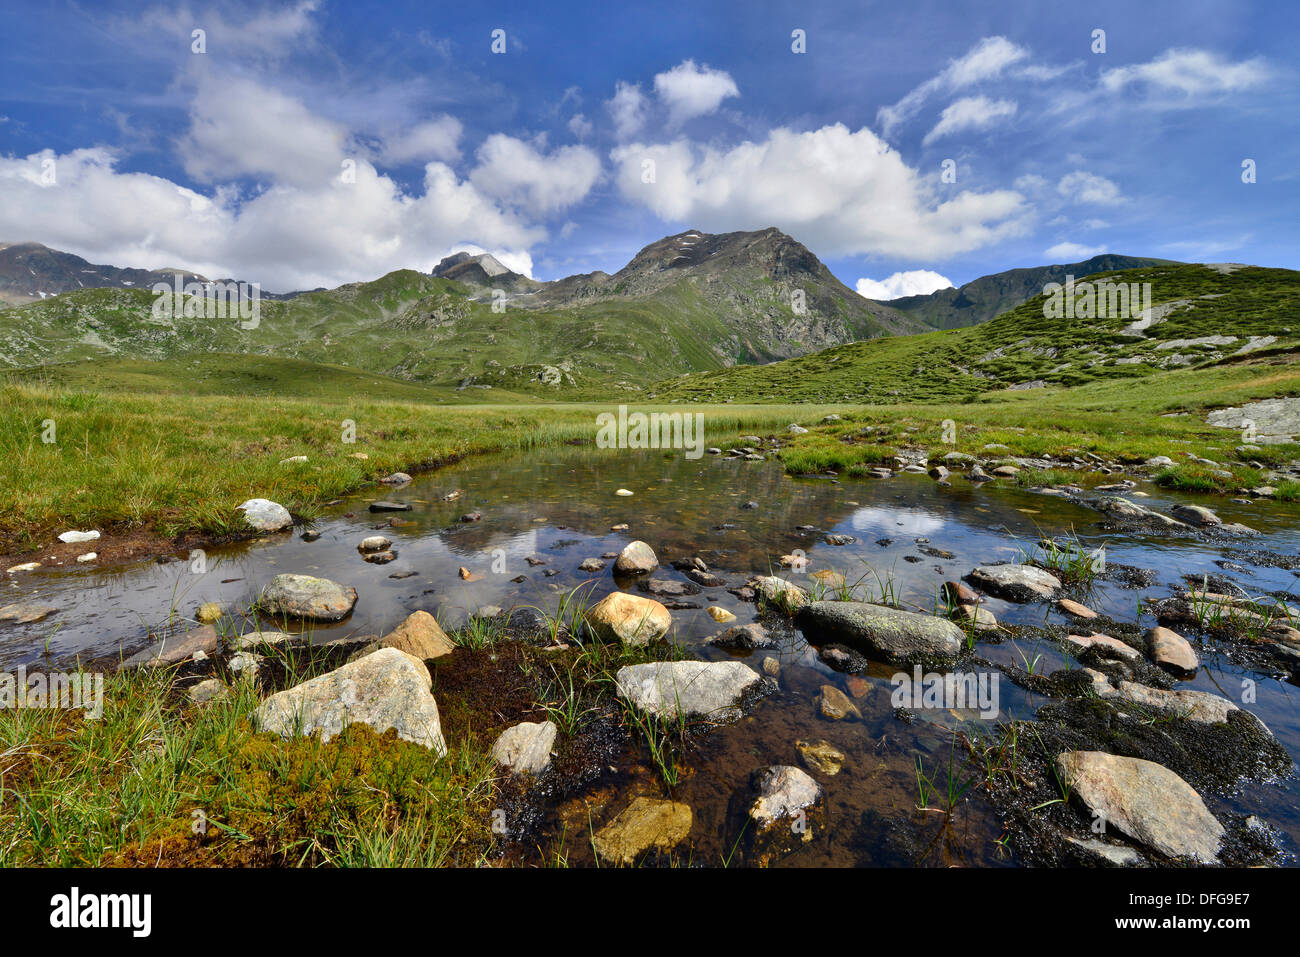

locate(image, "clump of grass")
[[0, 656, 497, 867]]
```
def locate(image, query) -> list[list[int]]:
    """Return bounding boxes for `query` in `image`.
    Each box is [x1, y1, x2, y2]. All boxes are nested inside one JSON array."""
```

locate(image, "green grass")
[[0, 368, 840, 553], [0, 659, 497, 866]]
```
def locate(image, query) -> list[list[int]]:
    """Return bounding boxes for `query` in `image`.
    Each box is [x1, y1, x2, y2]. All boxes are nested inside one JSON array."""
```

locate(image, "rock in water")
[[1146, 626, 1198, 677], [491, 720, 557, 775], [261, 573, 358, 622], [237, 498, 293, 532], [615, 660, 760, 721], [256, 648, 446, 755], [797, 740, 846, 775], [592, 797, 693, 865], [747, 765, 825, 865], [749, 576, 809, 611], [0, 602, 58, 624], [121, 625, 220, 669], [614, 540, 659, 575], [1055, 751, 1223, 863], [796, 601, 963, 664], [584, 592, 671, 647], [818, 684, 861, 721], [966, 564, 1062, 601], [358, 535, 391, 553], [1171, 504, 1221, 527]]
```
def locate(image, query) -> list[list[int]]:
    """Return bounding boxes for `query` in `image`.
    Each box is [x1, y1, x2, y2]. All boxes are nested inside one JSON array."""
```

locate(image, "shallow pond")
[[5, 444, 1300, 866]]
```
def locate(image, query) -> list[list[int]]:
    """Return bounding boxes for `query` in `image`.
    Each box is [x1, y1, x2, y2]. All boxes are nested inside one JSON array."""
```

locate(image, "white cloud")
[[1045, 241, 1107, 260], [653, 59, 739, 126], [611, 124, 1029, 259], [856, 270, 954, 300], [878, 36, 1028, 137], [180, 75, 349, 187], [1101, 48, 1271, 98], [568, 113, 593, 139], [0, 146, 547, 292], [379, 115, 463, 164], [469, 135, 601, 216], [922, 96, 1017, 145], [607, 81, 648, 140], [1057, 170, 1123, 205]]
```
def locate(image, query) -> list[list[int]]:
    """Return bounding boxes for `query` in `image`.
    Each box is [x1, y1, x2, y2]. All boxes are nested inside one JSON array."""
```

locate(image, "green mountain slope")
[[650, 263, 1300, 403], [878, 253, 1175, 330], [0, 229, 923, 394]]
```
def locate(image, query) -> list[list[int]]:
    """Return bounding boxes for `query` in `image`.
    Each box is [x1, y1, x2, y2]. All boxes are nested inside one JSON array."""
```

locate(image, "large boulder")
[[1055, 751, 1224, 863], [614, 540, 659, 575], [237, 498, 293, 532], [966, 564, 1062, 602], [592, 797, 693, 865], [491, 720, 557, 775], [584, 592, 671, 647], [255, 648, 446, 755], [261, 574, 358, 622], [796, 601, 963, 664], [615, 660, 761, 721]]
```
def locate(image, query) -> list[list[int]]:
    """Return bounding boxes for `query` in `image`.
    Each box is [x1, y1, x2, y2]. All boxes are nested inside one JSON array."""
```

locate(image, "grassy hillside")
[[881, 254, 1174, 330], [651, 263, 1300, 403], [0, 230, 921, 396]]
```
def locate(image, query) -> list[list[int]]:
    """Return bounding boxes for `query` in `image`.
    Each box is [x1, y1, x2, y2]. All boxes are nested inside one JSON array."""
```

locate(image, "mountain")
[[430, 251, 543, 296], [866, 254, 1175, 330], [649, 262, 1300, 403], [530, 228, 922, 348], [0, 242, 301, 306], [0, 228, 921, 392]]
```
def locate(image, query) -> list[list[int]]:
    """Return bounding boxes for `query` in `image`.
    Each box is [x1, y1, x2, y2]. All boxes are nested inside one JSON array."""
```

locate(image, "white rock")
[[237, 498, 293, 532], [491, 720, 557, 775], [57, 530, 100, 544]]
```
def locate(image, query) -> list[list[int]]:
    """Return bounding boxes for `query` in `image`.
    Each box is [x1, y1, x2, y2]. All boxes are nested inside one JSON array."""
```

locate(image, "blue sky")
[[1, 0, 1296, 294]]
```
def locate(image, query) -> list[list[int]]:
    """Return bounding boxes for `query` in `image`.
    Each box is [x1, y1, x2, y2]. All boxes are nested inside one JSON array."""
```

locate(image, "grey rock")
[[797, 601, 963, 664], [491, 720, 557, 775], [615, 660, 761, 721], [255, 648, 446, 754]]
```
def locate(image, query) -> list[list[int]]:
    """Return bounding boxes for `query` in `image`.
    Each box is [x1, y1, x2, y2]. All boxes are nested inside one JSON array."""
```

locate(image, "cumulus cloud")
[[878, 36, 1028, 137], [1057, 170, 1122, 205], [1045, 241, 1107, 260], [469, 135, 601, 216], [0, 146, 548, 292], [922, 96, 1017, 145], [607, 81, 648, 140], [611, 124, 1029, 259], [379, 115, 463, 164], [653, 59, 739, 126], [856, 270, 954, 300], [180, 75, 349, 187]]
